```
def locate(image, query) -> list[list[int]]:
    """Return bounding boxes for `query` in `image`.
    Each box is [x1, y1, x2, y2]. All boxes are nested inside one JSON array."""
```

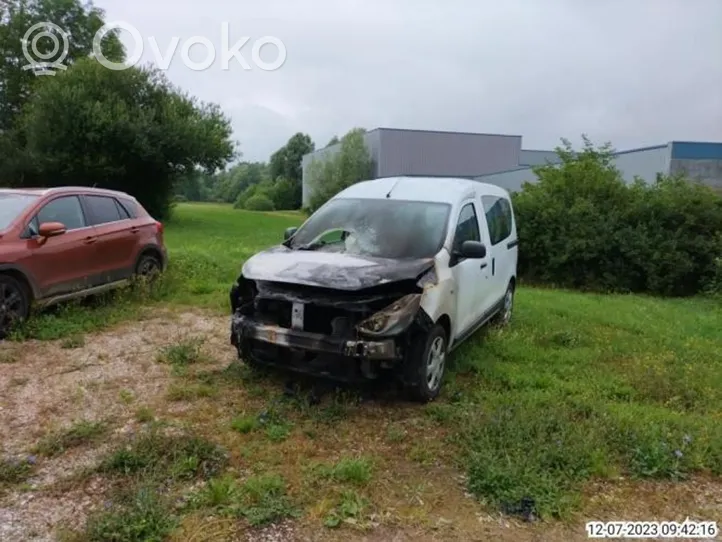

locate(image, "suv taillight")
[[156, 221, 164, 234]]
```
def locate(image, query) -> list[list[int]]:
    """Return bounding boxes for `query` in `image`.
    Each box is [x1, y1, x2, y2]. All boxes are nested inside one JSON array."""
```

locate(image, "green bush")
[[513, 137, 722, 296], [244, 194, 275, 211]]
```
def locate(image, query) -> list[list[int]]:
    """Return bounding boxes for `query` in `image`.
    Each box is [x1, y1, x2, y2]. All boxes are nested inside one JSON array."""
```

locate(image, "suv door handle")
[[83, 236, 97, 244], [480, 262, 488, 270], [130, 227, 140, 234]]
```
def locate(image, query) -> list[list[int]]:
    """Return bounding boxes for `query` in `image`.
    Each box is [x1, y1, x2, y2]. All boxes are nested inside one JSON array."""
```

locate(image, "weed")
[[230, 415, 257, 434], [0, 350, 18, 363], [408, 445, 435, 466], [119, 389, 134, 404], [312, 457, 373, 486], [190, 473, 297, 527], [237, 474, 297, 526], [134, 407, 154, 423], [157, 337, 205, 366], [0, 457, 33, 485], [265, 423, 292, 443], [35, 420, 107, 457], [166, 382, 217, 401], [323, 490, 368, 528], [99, 431, 227, 482], [385, 425, 406, 443], [60, 335, 85, 349], [81, 486, 176, 542]]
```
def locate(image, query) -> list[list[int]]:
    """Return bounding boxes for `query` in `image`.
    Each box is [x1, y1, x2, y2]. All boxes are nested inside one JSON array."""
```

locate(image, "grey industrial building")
[[301, 127, 722, 206]]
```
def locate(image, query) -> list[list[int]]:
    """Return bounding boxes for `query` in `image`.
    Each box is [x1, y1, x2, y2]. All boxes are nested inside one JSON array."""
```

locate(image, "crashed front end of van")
[[229, 247, 441, 382]]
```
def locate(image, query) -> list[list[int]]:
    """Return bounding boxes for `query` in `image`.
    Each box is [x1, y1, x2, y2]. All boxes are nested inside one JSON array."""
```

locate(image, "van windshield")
[[289, 198, 451, 259], [0, 194, 38, 230]]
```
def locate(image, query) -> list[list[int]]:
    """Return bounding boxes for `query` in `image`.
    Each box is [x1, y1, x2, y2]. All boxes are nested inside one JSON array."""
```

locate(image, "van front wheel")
[[404, 324, 448, 402]]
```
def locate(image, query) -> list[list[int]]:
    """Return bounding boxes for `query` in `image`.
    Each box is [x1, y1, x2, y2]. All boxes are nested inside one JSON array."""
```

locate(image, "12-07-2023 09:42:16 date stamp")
[[586, 520, 718, 539]]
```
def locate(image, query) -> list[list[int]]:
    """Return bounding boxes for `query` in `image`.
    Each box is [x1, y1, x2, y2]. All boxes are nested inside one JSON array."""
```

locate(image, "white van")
[[230, 176, 518, 401]]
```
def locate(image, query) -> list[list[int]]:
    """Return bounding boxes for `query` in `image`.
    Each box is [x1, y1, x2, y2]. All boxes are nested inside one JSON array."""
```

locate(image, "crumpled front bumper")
[[231, 314, 399, 360]]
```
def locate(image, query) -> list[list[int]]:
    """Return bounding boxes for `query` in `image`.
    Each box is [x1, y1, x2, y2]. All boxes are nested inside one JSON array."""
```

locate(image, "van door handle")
[[83, 236, 97, 244]]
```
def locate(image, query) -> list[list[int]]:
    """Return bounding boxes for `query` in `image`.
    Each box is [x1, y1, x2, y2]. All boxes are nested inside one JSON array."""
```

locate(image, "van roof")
[[334, 176, 509, 204]]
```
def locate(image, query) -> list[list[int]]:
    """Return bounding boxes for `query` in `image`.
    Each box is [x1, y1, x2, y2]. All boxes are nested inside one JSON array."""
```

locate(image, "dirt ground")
[[1, 310, 720, 541]]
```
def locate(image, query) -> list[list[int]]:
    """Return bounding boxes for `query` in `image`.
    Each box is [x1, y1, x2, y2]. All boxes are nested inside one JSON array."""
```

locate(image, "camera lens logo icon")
[[21, 22, 70, 76]]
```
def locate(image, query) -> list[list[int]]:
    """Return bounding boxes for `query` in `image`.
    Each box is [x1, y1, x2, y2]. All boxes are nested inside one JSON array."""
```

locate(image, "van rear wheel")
[[492, 282, 514, 327]]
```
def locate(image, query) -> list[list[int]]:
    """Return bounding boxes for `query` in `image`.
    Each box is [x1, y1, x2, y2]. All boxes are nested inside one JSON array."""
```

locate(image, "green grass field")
[[10, 202, 722, 534]]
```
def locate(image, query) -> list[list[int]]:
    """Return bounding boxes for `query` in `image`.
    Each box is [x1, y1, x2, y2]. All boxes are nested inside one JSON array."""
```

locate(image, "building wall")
[[612, 145, 671, 183], [669, 142, 722, 193], [473, 167, 539, 192], [375, 129, 521, 178], [302, 128, 521, 207], [475, 144, 674, 192], [519, 149, 560, 166]]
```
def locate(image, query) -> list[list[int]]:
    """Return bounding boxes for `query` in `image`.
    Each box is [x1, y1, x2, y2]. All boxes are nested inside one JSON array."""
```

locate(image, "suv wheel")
[[136, 254, 162, 279], [404, 324, 447, 402], [0, 275, 30, 339]]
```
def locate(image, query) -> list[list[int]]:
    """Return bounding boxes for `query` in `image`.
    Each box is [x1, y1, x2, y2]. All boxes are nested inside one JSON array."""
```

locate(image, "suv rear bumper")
[[231, 314, 398, 360]]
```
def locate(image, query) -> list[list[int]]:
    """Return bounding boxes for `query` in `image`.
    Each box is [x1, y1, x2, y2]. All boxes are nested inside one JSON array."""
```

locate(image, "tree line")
[[174, 128, 374, 214], [0, 0, 376, 218]]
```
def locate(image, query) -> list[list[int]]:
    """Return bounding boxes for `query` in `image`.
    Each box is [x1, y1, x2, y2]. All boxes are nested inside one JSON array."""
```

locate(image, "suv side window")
[[34, 196, 86, 232], [452, 202, 480, 255], [482, 195, 513, 245], [117, 198, 137, 219], [85, 195, 123, 225]]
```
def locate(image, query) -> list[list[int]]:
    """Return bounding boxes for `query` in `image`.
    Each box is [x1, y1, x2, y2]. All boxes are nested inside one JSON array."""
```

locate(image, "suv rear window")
[[117, 198, 137, 218], [85, 195, 124, 225]]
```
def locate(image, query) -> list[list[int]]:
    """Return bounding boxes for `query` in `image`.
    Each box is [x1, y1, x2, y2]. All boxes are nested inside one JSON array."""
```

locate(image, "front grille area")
[[254, 298, 359, 337]]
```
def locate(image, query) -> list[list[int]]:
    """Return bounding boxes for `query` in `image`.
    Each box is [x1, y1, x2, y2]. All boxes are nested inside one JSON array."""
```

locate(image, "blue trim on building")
[[671, 142, 722, 160]]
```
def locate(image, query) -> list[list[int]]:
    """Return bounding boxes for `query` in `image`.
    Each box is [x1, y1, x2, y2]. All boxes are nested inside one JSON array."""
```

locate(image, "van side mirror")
[[459, 240, 486, 259], [284, 227, 298, 241]]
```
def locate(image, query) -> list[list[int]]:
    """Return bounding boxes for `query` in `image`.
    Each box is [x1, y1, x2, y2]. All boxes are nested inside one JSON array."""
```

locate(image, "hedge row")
[[512, 141, 722, 297]]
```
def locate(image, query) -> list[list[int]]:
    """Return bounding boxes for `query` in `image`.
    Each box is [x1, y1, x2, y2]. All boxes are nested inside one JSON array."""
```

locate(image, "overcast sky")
[[94, 0, 722, 163]]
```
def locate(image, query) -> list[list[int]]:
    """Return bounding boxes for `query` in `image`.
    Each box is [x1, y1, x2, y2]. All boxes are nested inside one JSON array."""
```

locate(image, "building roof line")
[[369, 127, 522, 138]]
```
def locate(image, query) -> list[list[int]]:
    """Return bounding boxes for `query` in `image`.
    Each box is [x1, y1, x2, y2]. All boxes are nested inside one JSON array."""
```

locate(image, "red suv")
[[0, 187, 167, 337]]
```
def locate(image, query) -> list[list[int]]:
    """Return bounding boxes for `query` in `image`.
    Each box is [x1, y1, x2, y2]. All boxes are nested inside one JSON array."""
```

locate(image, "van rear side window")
[[482, 196, 513, 245]]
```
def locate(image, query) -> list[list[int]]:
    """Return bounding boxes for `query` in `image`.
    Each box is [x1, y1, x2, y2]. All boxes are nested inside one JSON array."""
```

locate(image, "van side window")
[[482, 196, 513, 245], [452, 202, 480, 254]]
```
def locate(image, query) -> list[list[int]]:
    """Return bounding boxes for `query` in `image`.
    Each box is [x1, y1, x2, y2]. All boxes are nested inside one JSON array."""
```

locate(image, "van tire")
[[492, 282, 515, 327], [404, 324, 448, 402]]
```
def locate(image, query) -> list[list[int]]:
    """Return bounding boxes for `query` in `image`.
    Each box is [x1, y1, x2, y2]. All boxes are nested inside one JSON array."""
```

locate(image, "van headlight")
[[358, 294, 422, 337]]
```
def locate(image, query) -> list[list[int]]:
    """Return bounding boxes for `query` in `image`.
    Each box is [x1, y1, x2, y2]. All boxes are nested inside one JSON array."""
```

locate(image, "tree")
[[211, 161, 268, 203], [0, 0, 124, 132], [19, 58, 235, 219], [325, 135, 340, 148], [268, 132, 314, 209], [306, 127, 374, 212]]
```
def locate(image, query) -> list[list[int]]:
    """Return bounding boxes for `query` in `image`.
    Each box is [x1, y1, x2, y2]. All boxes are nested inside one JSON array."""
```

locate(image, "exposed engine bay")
[[229, 267, 436, 382]]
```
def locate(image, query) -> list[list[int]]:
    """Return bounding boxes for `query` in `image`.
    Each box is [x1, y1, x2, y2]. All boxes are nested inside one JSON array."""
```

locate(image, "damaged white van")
[[230, 176, 518, 401]]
